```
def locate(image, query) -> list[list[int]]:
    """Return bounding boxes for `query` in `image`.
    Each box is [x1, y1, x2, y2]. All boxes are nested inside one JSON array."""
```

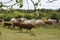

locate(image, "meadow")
[[0, 9, 60, 40], [0, 1, 60, 40], [0, 24, 60, 40]]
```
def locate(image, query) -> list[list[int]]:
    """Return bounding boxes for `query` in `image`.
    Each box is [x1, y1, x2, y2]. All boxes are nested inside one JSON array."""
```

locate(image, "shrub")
[[0, 12, 35, 21], [22, 14, 34, 19], [3, 14, 13, 21], [50, 13, 58, 20], [38, 12, 44, 19]]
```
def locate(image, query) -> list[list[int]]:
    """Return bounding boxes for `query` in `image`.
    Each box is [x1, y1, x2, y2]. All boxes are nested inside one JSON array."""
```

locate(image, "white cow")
[[17, 18, 28, 22], [10, 18, 18, 22], [34, 19, 45, 26], [23, 19, 36, 24]]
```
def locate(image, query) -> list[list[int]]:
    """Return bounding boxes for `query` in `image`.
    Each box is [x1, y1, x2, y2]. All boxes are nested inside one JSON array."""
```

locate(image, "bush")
[[4, 16, 12, 21], [0, 12, 35, 21], [22, 14, 34, 19], [58, 13, 60, 19], [0, 14, 4, 19], [15, 14, 22, 19], [50, 13, 58, 20], [0, 13, 14, 21], [38, 12, 44, 19]]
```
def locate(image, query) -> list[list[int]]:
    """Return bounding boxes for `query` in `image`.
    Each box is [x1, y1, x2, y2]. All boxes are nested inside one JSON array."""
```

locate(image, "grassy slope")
[[0, 25, 60, 40]]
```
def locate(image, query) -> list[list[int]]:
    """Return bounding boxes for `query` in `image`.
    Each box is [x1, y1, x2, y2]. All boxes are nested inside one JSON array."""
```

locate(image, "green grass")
[[0, 24, 60, 40]]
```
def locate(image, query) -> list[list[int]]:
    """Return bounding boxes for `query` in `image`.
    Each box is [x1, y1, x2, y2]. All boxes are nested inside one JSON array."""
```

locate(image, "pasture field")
[[0, 24, 60, 40]]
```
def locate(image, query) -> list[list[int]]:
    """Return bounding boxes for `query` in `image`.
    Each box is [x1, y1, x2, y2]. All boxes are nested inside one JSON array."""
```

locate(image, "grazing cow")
[[12, 21, 19, 29], [10, 19, 36, 31], [17, 18, 28, 22], [34, 19, 45, 26], [0, 19, 2, 23], [23, 19, 35, 24], [10, 18, 19, 29], [3, 21, 12, 28], [19, 23, 36, 32], [11, 18, 18, 22], [48, 19, 56, 23], [44, 19, 54, 25], [0, 19, 4, 25], [18, 21, 36, 32], [59, 20, 60, 23], [25, 19, 45, 26], [44, 21, 53, 25]]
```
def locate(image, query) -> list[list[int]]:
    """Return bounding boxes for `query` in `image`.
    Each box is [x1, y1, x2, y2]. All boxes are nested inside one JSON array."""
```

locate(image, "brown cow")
[[11, 18, 36, 32], [44, 20, 54, 25], [12, 19, 36, 32], [3, 21, 12, 28]]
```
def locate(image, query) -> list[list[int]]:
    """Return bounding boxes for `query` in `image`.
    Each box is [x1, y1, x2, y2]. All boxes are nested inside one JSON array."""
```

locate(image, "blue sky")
[[0, 0, 60, 10]]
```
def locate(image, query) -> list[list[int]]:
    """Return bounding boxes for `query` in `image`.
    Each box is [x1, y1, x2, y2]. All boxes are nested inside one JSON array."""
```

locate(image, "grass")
[[0, 24, 60, 40]]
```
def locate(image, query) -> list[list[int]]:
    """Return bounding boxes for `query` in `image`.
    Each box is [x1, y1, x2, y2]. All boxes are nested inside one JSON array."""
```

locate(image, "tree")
[[0, 0, 23, 13], [27, 0, 29, 11], [31, 0, 40, 19], [16, 0, 41, 19], [0, 2, 3, 9], [16, 0, 23, 8]]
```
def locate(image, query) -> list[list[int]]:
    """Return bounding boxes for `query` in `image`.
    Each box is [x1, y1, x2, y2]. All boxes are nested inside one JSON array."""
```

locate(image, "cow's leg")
[[29, 29, 32, 32], [28, 28, 32, 33], [19, 27, 22, 32], [11, 26, 15, 30], [8, 26, 10, 29], [26, 29, 28, 33]]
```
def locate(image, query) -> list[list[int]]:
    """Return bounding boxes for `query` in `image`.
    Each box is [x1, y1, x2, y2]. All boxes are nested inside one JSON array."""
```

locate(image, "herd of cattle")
[[0, 18, 59, 32]]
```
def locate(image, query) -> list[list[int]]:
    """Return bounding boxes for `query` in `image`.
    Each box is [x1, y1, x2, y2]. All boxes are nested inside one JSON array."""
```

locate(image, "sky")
[[0, 0, 60, 10]]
